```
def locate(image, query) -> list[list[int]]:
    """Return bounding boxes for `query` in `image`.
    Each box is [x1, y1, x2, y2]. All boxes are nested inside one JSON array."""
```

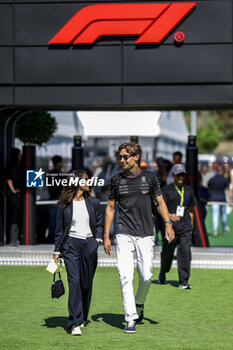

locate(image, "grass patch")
[[0, 266, 233, 350]]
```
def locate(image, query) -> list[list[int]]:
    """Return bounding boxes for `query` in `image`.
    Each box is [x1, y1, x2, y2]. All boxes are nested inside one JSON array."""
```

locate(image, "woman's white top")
[[69, 200, 93, 239]]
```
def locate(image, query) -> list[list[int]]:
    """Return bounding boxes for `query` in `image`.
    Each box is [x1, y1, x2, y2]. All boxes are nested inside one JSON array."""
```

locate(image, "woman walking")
[[53, 169, 103, 336]]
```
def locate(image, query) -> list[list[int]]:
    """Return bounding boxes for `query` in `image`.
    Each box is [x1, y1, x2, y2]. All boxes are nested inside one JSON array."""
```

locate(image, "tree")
[[196, 117, 221, 153], [215, 110, 233, 140], [15, 111, 57, 146]]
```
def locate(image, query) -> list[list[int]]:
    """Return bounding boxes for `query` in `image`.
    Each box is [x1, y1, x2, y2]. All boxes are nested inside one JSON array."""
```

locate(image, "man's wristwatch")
[[165, 220, 172, 224]]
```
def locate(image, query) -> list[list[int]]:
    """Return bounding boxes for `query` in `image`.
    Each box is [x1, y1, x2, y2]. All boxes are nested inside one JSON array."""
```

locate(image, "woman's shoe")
[[71, 325, 82, 336]]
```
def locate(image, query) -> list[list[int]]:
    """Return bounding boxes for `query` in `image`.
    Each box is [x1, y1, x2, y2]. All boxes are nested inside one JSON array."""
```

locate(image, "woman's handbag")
[[51, 271, 65, 299]]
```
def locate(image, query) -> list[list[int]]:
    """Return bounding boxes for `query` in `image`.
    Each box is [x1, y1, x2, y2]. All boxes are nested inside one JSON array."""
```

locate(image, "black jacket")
[[54, 196, 104, 252]]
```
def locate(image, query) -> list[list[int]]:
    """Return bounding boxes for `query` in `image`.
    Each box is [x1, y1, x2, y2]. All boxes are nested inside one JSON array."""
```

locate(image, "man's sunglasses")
[[175, 173, 186, 177], [119, 153, 136, 161]]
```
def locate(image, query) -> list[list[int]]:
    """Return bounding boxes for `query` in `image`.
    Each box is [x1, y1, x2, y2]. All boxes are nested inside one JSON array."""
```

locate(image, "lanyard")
[[174, 184, 184, 207]]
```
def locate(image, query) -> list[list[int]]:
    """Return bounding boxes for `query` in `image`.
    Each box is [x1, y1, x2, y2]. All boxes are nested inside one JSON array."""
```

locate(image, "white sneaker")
[[179, 284, 192, 290], [71, 325, 82, 336], [80, 320, 87, 328]]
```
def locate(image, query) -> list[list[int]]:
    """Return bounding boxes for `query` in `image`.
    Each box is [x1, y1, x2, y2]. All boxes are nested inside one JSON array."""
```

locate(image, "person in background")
[[222, 162, 231, 182], [94, 155, 112, 202], [83, 165, 93, 179], [6, 148, 24, 245], [95, 153, 122, 243], [106, 151, 123, 178], [200, 164, 214, 189], [53, 169, 103, 336], [156, 157, 170, 188], [222, 162, 233, 201], [208, 165, 232, 236], [105, 151, 123, 243], [152, 161, 159, 177], [158, 164, 195, 289], [92, 160, 102, 178], [154, 157, 172, 245], [166, 151, 183, 185], [198, 172, 210, 220], [212, 162, 219, 175], [47, 155, 63, 243]]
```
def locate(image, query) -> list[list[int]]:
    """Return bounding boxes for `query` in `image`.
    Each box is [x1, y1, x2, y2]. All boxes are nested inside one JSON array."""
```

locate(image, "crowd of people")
[[2, 146, 233, 245]]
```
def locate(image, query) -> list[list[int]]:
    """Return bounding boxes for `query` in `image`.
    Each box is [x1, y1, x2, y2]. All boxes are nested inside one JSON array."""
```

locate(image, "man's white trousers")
[[116, 234, 154, 322]]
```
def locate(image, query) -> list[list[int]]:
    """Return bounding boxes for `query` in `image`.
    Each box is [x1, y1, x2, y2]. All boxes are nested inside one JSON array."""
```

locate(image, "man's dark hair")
[[173, 151, 183, 158], [118, 142, 142, 156], [52, 155, 63, 167]]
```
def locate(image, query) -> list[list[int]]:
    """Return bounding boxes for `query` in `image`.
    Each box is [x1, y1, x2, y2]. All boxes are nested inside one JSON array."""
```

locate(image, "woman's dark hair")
[[58, 169, 90, 207]]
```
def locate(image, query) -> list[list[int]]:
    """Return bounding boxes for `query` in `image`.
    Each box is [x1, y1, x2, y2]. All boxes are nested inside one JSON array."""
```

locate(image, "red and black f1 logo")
[[49, 3, 196, 45]]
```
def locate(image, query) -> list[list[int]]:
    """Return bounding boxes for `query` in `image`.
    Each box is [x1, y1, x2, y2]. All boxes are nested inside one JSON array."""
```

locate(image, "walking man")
[[158, 164, 194, 289], [104, 142, 174, 333], [208, 165, 232, 236]]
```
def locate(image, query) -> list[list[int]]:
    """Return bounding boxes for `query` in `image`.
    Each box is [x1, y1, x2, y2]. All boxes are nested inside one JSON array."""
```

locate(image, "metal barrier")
[[36, 200, 108, 206]]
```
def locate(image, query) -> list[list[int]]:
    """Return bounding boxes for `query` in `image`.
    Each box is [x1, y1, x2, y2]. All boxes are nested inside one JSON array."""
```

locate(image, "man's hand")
[[165, 223, 175, 243], [170, 213, 181, 222], [53, 254, 60, 263], [104, 238, 111, 256]]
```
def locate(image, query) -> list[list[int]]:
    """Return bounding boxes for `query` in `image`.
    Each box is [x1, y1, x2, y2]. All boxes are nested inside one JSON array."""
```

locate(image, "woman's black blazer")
[[54, 196, 104, 253]]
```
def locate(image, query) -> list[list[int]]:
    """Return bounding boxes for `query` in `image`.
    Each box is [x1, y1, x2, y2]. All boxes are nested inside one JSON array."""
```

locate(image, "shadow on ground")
[[42, 317, 67, 332], [152, 279, 179, 288], [92, 313, 159, 329], [43, 314, 159, 332], [92, 313, 125, 329]]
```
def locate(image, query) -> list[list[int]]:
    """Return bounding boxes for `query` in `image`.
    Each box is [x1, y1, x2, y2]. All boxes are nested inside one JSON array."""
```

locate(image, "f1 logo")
[[49, 3, 196, 45]]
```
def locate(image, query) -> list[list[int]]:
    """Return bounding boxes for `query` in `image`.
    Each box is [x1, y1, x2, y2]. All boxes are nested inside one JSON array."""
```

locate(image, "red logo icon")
[[174, 31, 186, 43], [49, 3, 196, 45]]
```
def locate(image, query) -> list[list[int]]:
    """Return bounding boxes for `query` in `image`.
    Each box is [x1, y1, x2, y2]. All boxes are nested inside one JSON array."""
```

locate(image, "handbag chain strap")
[[53, 270, 62, 282]]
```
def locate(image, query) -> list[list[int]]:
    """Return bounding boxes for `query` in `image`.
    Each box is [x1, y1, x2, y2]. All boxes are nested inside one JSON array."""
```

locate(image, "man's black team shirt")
[[109, 170, 161, 237], [162, 183, 194, 234]]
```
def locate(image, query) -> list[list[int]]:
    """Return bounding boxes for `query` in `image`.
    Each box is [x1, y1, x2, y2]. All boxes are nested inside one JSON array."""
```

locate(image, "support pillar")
[[186, 128, 209, 247], [22, 145, 37, 245], [72, 136, 84, 170]]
